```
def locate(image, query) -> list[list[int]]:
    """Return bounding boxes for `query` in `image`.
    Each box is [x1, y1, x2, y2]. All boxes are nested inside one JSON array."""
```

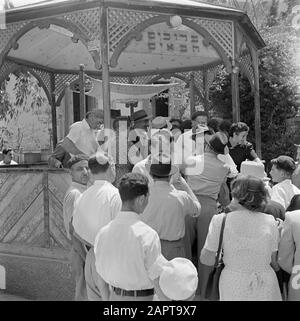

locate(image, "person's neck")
[[153, 177, 170, 183], [72, 179, 87, 186], [229, 136, 236, 147], [122, 204, 138, 214], [93, 174, 110, 182]]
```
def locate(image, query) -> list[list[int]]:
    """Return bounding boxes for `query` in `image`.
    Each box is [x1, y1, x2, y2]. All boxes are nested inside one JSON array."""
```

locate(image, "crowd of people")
[[49, 108, 300, 301]]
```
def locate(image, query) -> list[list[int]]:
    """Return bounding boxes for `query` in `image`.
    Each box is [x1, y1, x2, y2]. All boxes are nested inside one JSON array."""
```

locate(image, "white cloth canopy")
[[75, 76, 178, 102]]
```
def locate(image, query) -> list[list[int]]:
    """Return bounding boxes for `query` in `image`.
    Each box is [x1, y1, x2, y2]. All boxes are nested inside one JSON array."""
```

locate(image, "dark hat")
[[145, 153, 178, 177], [271, 155, 296, 174], [110, 109, 121, 118], [66, 154, 89, 169], [131, 110, 152, 122], [207, 134, 227, 154]]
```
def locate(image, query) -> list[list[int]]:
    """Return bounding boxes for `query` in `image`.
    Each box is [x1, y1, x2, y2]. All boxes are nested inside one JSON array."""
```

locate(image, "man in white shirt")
[[72, 152, 122, 247], [63, 154, 89, 301], [0, 148, 18, 165], [94, 173, 168, 301], [141, 156, 201, 260], [270, 155, 300, 209], [61, 109, 104, 157]]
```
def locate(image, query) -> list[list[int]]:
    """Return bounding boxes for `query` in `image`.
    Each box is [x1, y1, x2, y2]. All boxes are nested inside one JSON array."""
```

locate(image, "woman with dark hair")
[[200, 175, 282, 300]]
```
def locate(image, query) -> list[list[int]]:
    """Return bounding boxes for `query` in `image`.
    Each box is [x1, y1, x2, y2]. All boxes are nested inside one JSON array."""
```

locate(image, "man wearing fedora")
[[140, 153, 201, 261], [183, 133, 230, 297], [128, 110, 153, 166]]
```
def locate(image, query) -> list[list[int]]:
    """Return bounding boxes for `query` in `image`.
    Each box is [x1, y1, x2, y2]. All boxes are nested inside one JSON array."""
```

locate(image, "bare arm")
[[200, 248, 216, 266]]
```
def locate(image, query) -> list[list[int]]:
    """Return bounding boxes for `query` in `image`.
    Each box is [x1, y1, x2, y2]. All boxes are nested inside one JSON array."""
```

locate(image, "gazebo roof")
[[3, 0, 265, 76]]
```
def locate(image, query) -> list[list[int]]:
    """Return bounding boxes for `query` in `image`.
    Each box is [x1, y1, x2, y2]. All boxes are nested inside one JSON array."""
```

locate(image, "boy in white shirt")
[[270, 155, 300, 209]]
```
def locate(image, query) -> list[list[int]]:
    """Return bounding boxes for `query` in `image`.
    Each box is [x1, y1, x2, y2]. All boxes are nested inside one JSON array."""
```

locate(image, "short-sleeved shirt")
[[63, 181, 87, 239], [67, 119, 100, 156], [271, 179, 300, 209], [72, 180, 122, 246], [186, 152, 229, 200], [141, 181, 200, 240], [94, 211, 167, 290], [228, 141, 258, 172]]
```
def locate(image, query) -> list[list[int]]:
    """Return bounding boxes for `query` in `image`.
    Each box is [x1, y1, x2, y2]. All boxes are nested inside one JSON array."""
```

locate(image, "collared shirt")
[[228, 141, 258, 172], [271, 179, 300, 209], [72, 180, 122, 245], [141, 181, 201, 240], [186, 152, 229, 200], [94, 211, 167, 291], [67, 119, 100, 156], [63, 181, 87, 239]]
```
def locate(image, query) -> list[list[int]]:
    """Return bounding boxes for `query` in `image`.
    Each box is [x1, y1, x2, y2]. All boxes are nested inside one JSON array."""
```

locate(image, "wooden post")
[[251, 48, 262, 158], [100, 2, 111, 129], [189, 73, 195, 115], [231, 68, 240, 122], [50, 73, 57, 148], [43, 171, 51, 248], [79, 64, 86, 120], [64, 82, 73, 137], [202, 70, 209, 114]]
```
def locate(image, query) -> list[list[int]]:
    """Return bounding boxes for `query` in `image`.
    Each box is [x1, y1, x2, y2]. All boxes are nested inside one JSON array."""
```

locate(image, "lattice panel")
[[57, 7, 101, 42], [110, 76, 130, 84], [200, 0, 241, 9], [0, 21, 29, 55], [0, 59, 19, 83], [239, 52, 254, 89], [108, 8, 158, 52], [193, 70, 204, 95], [131, 75, 160, 84], [32, 67, 52, 97], [54, 73, 79, 98], [205, 65, 224, 91], [188, 17, 233, 59]]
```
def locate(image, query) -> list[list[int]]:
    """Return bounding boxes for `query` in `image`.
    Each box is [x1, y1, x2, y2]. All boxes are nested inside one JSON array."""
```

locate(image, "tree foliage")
[[209, 2, 299, 170]]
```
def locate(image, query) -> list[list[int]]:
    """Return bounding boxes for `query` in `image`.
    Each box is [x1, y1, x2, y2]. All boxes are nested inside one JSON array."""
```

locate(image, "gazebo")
[[0, 0, 265, 155]]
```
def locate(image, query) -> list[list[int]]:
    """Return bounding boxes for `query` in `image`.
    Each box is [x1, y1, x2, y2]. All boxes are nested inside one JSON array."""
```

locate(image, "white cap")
[[159, 258, 198, 301]]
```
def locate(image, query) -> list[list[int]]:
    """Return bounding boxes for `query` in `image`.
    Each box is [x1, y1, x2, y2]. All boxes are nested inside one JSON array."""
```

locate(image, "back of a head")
[[181, 120, 192, 131], [118, 173, 149, 203], [271, 155, 296, 176], [219, 120, 232, 134], [229, 122, 249, 137], [207, 118, 221, 133], [231, 175, 268, 211], [88, 153, 110, 174]]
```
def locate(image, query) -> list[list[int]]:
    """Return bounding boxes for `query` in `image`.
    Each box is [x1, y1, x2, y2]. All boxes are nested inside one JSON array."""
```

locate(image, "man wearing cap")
[[183, 133, 230, 297], [270, 155, 300, 209], [141, 153, 201, 261], [94, 173, 169, 301], [61, 109, 104, 157], [72, 152, 122, 247], [63, 154, 89, 301]]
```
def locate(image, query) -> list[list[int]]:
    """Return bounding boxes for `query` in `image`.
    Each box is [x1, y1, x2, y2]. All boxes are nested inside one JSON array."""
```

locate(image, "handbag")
[[204, 213, 227, 301]]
